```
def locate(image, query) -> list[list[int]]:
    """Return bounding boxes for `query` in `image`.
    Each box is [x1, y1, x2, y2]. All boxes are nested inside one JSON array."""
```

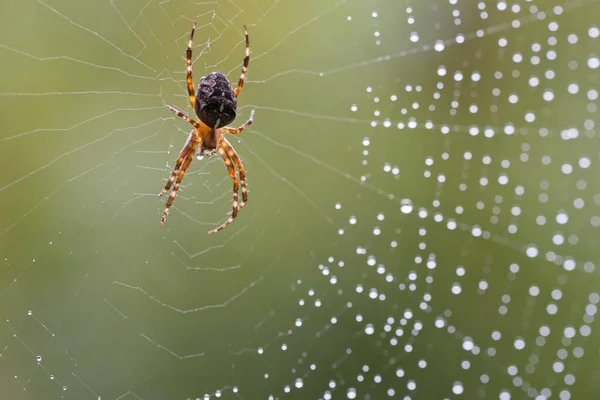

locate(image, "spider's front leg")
[[208, 143, 240, 235], [159, 130, 194, 196], [159, 131, 199, 226], [219, 111, 254, 212]]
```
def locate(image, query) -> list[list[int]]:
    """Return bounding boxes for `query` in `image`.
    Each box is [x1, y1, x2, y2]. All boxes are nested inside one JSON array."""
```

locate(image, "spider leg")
[[160, 143, 197, 226], [208, 141, 241, 234], [166, 105, 199, 128], [159, 130, 195, 196], [221, 137, 248, 210], [221, 110, 255, 134], [186, 21, 197, 109], [233, 25, 250, 98]]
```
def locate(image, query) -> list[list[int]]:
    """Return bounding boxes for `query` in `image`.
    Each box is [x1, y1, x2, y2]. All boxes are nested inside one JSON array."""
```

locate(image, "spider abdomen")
[[195, 72, 237, 128]]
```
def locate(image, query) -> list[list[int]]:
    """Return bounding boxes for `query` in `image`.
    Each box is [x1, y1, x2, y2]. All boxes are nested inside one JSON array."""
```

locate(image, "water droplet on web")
[[400, 200, 413, 214], [526, 246, 539, 258], [346, 387, 357, 399], [452, 381, 464, 395]]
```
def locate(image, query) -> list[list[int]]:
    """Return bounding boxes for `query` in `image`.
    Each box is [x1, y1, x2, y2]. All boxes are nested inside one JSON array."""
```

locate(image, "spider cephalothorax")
[[159, 23, 253, 234], [195, 72, 238, 129]]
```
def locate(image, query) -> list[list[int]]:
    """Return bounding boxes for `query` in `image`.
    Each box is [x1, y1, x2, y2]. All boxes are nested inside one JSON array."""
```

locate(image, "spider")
[[159, 22, 254, 234]]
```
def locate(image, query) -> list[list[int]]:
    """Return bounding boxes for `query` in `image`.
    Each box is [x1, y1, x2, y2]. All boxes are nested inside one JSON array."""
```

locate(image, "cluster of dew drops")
[[315, 3, 600, 400], [340, 3, 599, 264]]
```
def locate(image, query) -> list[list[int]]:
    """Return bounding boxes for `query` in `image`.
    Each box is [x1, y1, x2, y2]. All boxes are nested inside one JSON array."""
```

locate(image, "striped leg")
[[159, 131, 194, 196], [221, 137, 248, 210], [233, 25, 250, 98], [221, 110, 255, 135], [160, 144, 196, 226], [220, 111, 253, 211], [208, 142, 240, 234], [186, 22, 197, 108], [166, 105, 199, 128]]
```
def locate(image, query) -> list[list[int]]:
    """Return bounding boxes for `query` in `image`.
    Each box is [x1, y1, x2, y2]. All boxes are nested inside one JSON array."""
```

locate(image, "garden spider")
[[160, 22, 254, 234]]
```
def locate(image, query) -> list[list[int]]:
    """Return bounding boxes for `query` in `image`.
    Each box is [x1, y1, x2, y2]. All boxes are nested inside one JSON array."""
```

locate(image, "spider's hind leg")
[[186, 21, 197, 109], [233, 25, 250, 99]]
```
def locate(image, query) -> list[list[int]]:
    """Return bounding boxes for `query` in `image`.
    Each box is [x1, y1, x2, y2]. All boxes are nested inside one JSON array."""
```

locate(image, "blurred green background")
[[1, 0, 599, 399]]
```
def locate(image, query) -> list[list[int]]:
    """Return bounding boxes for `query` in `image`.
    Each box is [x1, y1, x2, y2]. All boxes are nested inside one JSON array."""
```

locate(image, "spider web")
[[1, 0, 599, 399]]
